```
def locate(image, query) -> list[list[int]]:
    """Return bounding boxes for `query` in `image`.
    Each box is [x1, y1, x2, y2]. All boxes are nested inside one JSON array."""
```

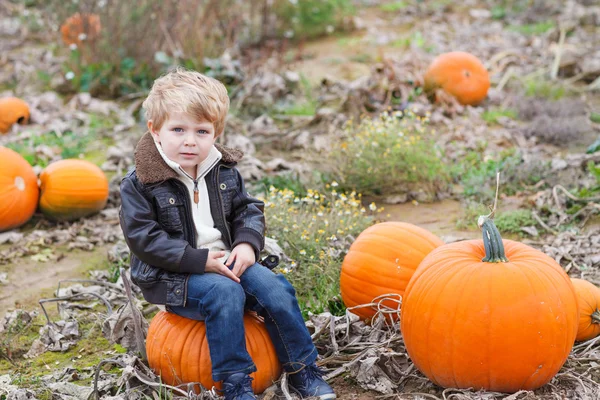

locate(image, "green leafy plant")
[[330, 111, 449, 197], [482, 107, 518, 124], [261, 187, 375, 317], [274, 0, 354, 40], [509, 21, 554, 35], [452, 149, 547, 202], [379, 1, 407, 12], [523, 76, 566, 100]]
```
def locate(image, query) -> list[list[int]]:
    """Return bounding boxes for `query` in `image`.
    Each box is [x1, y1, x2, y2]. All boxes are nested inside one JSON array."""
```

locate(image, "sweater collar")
[[133, 131, 243, 185], [153, 138, 222, 181]]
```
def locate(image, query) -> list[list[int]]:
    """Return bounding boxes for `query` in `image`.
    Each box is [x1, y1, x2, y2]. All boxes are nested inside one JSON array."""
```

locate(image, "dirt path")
[[0, 245, 112, 315]]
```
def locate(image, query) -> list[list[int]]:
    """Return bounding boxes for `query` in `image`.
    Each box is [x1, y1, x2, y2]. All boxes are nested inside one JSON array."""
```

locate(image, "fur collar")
[[133, 131, 243, 185]]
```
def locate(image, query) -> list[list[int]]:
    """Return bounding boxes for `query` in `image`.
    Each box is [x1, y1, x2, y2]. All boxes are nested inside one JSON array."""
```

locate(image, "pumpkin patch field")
[[1, 1, 600, 399]]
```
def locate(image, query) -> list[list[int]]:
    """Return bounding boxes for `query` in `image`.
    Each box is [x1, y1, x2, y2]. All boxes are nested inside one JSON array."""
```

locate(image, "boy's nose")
[[183, 133, 196, 146]]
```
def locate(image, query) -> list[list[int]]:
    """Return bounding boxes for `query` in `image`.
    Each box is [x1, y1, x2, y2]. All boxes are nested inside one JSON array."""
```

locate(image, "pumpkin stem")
[[592, 310, 600, 324], [478, 173, 508, 263], [479, 217, 509, 263]]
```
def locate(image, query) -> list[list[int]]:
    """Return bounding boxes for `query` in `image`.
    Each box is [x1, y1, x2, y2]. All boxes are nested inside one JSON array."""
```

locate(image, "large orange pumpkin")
[[146, 311, 281, 394], [0, 97, 30, 134], [340, 222, 444, 321], [423, 51, 490, 106], [0, 147, 39, 232], [571, 278, 600, 342], [60, 13, 101, 46], [401, 217, 579, 393], [39, 159, 109, 221]]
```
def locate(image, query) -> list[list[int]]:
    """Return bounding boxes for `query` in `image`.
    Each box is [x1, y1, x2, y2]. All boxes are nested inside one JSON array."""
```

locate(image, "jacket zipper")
[[172, 179, 195, 307], [193, 179, 199, 204]]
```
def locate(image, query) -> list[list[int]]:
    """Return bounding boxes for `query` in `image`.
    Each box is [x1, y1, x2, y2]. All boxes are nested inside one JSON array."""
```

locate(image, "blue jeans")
[[167, 263, 318, 382]]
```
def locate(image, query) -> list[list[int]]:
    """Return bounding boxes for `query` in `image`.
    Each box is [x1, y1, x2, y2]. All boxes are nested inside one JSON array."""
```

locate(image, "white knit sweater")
[[154, 140, 230, 261]]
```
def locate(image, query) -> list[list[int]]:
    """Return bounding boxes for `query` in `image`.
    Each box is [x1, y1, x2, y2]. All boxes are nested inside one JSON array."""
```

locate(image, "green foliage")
[[590, 113, 600, 124], [274, 0, 355, 40], [262, 187, 375, 317], [456, 202, 535, 236], [257, 173, 308, 197], [392, 31, 435, 52], [523, 77, 566, 100], [272, 74, 317, 116], [330, 111, 449, 197], [50, 0, 355, 97], [6, 130, 93, 167], [65, 50, 155, 97], [5, 115, 111, 167], [509, 21, 554, 35], [379, 1, 407, 12], [452, 149, 547, 202], [491, 6, 507, 20], [482, 107, 518, 124], [494, 209, 535, 235]]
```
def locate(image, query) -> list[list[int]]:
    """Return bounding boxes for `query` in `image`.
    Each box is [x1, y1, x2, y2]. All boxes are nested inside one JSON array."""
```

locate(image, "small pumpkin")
[[60, 12, 101, 46], [571, 278, 600, 342], [146, 311, 281, 394], [0, 97, 30, 134], [423, 51, 490, 106], [401, 216, 579, 393], [340, 222, 444, 321], [0, 147, 39, 232], [39, 159, 109, 221]]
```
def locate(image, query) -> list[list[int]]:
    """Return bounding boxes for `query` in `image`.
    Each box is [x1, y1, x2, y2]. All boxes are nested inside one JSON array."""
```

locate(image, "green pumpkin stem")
[[479, 217, 509, 263], [592, 310, 600, 324]]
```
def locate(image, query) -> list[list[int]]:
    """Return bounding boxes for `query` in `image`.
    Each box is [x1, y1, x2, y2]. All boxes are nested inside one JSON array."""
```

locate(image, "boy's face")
[[149, 112, 217, 177]]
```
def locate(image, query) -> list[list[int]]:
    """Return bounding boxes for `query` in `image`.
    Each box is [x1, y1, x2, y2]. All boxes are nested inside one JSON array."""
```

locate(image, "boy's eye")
[[197, 130, 208, 135], [173, 127, 184, 133]]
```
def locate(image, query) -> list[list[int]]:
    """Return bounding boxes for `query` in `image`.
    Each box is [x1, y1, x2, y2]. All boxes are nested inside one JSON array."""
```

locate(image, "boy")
[[119, 68, 336, 400]]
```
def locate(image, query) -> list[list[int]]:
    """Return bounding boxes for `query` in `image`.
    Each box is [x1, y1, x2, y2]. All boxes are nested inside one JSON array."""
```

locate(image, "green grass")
[[379, 1, 407, 12], [482, 108, 518, 124], [456, 203, 535, 236], [523, 77, 566, 100], [275, 101, 317, 116], [509, 21, 554, 35], [391, 31, 435, 52], [451, 149, 547, 202], [5, 114, 115, 167]]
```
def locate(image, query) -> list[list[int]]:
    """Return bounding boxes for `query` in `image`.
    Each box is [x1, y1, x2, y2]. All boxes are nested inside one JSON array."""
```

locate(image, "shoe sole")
[[318, 394, 336, 399]]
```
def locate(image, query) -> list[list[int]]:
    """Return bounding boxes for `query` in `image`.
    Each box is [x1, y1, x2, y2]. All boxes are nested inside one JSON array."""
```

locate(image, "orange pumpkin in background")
[[340, 222, 444, 321], [0, 147, 39, 232], [60, 12, 101, 46], [401, 216, 579, 393], [146, 311, 281, 394], [0, 97, 30, 134], [571, 278, 600, 342], [423, 51, 490, 106], [39, 159, 109, 221]]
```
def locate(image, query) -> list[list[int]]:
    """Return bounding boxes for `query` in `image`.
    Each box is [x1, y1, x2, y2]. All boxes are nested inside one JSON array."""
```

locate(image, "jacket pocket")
[[219, 176, 238, 216], [131, 257, 162, 286], [155, 193, 184, 233]]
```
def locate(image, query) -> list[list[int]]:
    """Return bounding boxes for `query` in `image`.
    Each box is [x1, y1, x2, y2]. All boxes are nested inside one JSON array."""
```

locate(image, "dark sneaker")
[[222, 373, 256, 400], [288, 364, 336, 399]]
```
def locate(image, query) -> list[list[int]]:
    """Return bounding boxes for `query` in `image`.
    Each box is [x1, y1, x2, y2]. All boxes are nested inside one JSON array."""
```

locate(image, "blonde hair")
[[142, 67, 230, 136]]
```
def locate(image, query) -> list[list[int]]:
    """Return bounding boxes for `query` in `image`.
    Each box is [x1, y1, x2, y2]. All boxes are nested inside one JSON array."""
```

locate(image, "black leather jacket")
[[119, 133, 265, 307]]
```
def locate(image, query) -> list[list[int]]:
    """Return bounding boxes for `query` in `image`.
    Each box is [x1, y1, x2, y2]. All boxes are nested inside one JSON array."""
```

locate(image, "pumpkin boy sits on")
[[119, 68, 336, 400]]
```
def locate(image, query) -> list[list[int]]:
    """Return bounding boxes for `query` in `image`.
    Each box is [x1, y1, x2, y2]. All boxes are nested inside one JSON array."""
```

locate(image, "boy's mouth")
[[180, 152, 197, 156]]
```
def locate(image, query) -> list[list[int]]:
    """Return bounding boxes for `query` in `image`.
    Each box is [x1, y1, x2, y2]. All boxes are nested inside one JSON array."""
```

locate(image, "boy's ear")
[[148, 120, 159, 141]]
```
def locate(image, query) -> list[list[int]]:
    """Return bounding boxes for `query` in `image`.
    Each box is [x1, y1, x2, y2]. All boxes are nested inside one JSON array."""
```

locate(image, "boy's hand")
[[226, 243, 256, 277], [205, 251, 240, 283]]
